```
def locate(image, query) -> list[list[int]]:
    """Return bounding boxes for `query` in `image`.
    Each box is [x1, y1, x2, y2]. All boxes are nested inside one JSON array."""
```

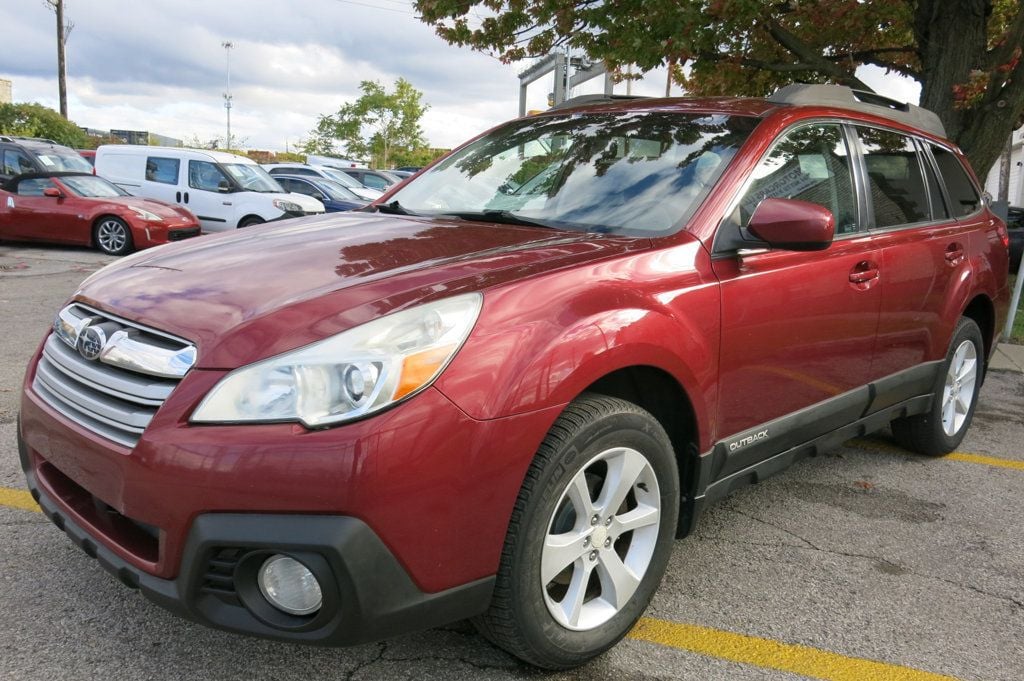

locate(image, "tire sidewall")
[[509, 409, 679, 662], [930, 318, 984, 450]]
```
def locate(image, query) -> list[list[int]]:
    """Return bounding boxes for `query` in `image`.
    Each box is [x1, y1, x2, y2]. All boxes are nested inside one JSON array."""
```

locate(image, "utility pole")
[[222, 41, 233, 151], [45, 0, 70, 118]]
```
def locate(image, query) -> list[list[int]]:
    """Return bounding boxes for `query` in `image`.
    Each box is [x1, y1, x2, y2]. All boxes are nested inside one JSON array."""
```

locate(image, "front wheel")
[[94, 217, 134, 255], [891, 317, 984, 456], [238, 215, 265, 228], [474, 394, 679, 669]]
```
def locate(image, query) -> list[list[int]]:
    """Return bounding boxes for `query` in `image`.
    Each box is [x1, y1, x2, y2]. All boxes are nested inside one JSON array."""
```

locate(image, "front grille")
[[32, 305, 192, 448], [167, 227, 201, 241]]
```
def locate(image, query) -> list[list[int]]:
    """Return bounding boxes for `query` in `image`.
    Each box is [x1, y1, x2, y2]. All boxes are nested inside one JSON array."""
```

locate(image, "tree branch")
[[764, 19, 874, 91]]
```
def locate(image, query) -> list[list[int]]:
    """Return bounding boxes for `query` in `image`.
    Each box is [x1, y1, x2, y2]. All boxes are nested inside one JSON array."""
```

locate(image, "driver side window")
[[737, 124, 858, 236], [189, 160, 229, 192]]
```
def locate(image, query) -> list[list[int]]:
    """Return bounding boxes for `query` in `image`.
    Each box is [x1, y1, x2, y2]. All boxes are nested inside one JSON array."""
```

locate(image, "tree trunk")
[[998, 135, 1012, 202], [55, 0, 67, 119], [916, 0, 1024, 179]]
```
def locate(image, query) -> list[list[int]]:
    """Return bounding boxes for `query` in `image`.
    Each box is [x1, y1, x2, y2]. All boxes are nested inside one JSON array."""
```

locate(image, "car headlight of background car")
[[129, 206, 163, 221], [272, 198, 304, 212], [190, 293, 483, 427]]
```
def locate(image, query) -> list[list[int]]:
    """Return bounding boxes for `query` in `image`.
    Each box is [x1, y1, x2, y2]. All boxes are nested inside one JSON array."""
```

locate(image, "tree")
[[304, 78, 429, 168], [416, 0, 1024, 178], [0, 102, 86, 147]]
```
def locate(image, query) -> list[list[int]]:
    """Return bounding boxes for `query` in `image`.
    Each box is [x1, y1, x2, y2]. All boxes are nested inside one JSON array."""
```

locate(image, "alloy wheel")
[[941, 339, 978, 437], [97, 219, 128, 253]]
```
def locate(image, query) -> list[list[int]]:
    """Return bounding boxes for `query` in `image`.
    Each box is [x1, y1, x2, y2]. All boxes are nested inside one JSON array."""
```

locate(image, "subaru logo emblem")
[[78, 327, 106, 361]]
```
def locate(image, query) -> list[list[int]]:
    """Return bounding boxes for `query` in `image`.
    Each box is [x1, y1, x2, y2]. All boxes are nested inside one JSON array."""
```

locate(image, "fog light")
[[257, 555, 323, 616]]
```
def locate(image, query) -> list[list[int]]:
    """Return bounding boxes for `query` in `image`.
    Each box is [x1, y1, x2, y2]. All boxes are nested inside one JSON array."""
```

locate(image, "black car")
[[1008, 206, 1023, 273], [0, 135, 94, 182]]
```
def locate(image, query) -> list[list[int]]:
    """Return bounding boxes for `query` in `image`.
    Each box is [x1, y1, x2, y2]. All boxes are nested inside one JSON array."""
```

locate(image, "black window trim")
[[921, 140, 985, 224]]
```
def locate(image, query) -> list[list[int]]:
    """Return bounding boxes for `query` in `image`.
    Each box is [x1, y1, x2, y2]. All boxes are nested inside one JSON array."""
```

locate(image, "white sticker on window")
[[37, 155, 56, 167]]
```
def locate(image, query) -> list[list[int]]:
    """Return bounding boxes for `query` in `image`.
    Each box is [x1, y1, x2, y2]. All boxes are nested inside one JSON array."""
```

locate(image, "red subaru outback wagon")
[[18, 85, 1010, 668]]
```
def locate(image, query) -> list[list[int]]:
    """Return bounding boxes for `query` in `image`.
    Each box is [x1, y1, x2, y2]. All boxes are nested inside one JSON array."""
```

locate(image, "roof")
[[2, 170, 93, 191], [95, 144, 255, 163], [0, 135, 73, 149], [543, 84, 948, 139]]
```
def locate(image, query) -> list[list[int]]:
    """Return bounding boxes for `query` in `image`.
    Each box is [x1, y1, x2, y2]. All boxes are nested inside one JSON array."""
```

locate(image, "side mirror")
[[217, 180, 232, 193], [747, 198, 834, 251], [43, 187, 63, 198]]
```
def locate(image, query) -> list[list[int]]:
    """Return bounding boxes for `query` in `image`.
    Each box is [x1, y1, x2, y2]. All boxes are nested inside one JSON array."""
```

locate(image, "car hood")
[[73, 212, 645, 368], [103, 196, 192, 221]]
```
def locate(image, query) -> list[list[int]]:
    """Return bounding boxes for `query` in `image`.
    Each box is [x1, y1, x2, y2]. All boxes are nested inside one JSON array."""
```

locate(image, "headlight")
[[273, 199, 303, 212], [190, 293, 482, 427], [130, 206, 162, 221]]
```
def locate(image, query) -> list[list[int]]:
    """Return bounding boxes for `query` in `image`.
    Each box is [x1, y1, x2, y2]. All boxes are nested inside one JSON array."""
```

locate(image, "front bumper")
[[18, 428, 494, 645]]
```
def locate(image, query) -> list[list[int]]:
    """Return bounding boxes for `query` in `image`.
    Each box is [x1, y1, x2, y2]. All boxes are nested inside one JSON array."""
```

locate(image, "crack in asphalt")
[[342, 641, 387, 681], [719, 505, 822, 550], [697, 533, 1024, 612]]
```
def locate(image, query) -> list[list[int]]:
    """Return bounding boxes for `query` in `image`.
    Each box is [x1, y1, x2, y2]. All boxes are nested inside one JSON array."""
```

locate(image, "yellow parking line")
[[944, 451, 1024, 471], [848, 438, 1024, 471], [629, 618, 958, 681], [0, 486, 40, 513]]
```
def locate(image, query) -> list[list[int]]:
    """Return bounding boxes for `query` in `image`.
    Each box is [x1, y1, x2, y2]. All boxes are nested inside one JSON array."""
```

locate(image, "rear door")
[[711, 122, 882, 473], [853, 126, 979, 390]]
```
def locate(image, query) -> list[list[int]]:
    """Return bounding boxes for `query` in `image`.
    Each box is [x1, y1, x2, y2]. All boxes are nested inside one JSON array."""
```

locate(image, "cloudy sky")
[[2, 0, 919, 153]]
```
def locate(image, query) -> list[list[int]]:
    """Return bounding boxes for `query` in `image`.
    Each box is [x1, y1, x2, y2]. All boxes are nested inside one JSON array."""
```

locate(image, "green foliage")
[[0, 102, 87, 147], [390, 146, 449, 169], [415, 0, 1024, 176], [304, 78, 429, 168]]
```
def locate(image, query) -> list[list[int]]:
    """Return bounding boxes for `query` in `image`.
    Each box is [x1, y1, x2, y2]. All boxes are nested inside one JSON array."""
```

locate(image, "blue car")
[[274, 175, 368, 212]]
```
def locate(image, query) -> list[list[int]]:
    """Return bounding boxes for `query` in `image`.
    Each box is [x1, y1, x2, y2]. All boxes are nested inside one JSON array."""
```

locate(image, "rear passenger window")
[[738, 123, 858, 234], [856, 127, 930, 228], [145, 157, 180, 185], [931, 145, 981, 217]]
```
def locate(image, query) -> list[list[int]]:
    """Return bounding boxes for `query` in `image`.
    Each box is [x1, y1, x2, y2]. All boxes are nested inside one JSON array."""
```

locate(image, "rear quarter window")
[[146, 157, 181, 185], [931, 145, 981, 217], [856, 127, 931, 228]]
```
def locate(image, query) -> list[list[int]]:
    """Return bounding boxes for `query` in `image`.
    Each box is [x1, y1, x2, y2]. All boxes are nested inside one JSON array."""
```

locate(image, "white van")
[[95, 146, 325, 232]]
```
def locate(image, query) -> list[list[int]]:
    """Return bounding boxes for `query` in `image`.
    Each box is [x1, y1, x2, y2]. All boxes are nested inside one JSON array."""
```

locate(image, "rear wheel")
[[891, 317, 984, 456], [94, 216, 134, 255], [474, 394, 679, 669]]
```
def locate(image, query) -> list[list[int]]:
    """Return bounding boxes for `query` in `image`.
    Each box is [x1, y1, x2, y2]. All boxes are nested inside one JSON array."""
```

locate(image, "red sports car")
[[0, 171, 200, 255]]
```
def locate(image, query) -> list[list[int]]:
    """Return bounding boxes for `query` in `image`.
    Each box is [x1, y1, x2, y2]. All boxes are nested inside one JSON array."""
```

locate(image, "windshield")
[[315, 178, 361, 202], [389, 112, 757, 234], [318, 167, 362, 188], [35, 150, 93, 173], [60, 175, 129, 197], [223, 163, 282, 192]]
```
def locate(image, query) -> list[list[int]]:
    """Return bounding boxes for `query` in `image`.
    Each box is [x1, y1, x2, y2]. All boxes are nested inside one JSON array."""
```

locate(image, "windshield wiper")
[[442, 210, 559, 229], [374, 200, 415, 215]]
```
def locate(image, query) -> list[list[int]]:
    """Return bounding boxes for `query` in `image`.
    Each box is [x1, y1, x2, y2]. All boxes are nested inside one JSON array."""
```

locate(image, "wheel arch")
[[580, 365, 702, 539], [237, 214, 265, 228], [961, 293, 995, 363]]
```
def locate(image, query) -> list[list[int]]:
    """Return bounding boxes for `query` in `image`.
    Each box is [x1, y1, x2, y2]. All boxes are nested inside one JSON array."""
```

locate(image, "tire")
[[891, 317, 984, 456], [94, 216, 134, 256], [474, 394, 679, 669], [238, 215, 265, 228]]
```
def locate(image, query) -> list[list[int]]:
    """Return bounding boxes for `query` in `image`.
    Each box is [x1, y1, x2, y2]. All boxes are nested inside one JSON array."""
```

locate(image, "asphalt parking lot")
[[1, 243, 1022, 681]]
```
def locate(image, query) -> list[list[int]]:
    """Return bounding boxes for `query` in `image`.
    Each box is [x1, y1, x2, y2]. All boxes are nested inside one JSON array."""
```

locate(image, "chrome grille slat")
[[42, 336, 175, 405], [33, 307, 192, 448], [35, 360, 155, 430]]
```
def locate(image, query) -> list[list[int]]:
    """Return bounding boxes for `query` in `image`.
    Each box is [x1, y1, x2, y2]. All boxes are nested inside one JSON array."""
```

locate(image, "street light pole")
[[222, 41, 233, 150]]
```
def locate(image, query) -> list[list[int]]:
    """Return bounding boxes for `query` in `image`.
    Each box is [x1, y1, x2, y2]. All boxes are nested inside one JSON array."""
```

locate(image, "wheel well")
[[962, 295, 995, 360], [238, 214, 264, 228], [584, 366, 699, 537]]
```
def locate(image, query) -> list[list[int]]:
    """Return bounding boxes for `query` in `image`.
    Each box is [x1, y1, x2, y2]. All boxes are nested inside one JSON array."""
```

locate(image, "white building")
[[0, 79, 11, 104], [983, 126, 1024, 207]]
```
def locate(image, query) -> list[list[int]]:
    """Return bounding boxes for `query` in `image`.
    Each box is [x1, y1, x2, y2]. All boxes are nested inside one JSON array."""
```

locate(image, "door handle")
[[849, 260, 880, 285], [183, 192, 189, 204], [945, 243, 965, 264], [175, 191, 181, 202]]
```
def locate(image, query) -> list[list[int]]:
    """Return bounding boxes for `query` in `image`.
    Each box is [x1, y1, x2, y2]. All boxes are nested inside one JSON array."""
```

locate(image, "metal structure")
[[517, 53, 614, 116], [222, 41, 234, 150]]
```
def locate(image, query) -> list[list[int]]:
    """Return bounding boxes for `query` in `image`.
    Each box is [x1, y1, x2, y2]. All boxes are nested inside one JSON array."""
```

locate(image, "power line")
[[327, 0, 417, 16]]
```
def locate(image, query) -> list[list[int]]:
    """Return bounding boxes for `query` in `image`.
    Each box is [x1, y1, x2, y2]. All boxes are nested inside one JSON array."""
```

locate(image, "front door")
[[186, 160, 234, 231], [711, 122, 881, 473]]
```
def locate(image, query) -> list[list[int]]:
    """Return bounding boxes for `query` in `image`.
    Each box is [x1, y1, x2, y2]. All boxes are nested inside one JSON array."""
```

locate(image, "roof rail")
[[547, 94, 650, 112], [767, 84, 946, 138], [0, 135, 13, 143], [4, 135, 60, 145]]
